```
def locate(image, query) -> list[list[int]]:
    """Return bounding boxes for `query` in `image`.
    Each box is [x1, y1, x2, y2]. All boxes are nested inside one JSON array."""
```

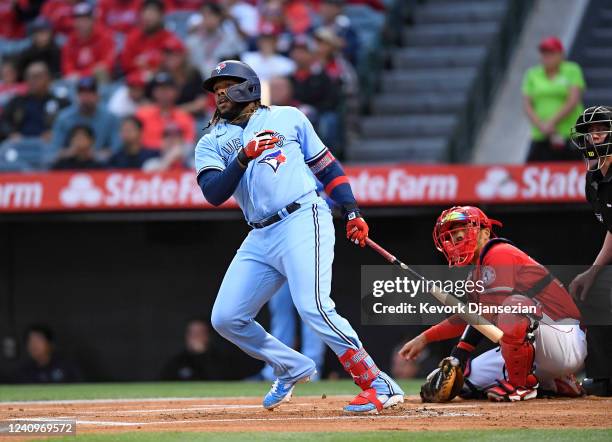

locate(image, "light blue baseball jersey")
[[195, 106, 326, 223]]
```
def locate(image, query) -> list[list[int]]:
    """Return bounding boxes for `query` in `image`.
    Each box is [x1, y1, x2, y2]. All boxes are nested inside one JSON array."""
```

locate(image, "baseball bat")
[[365, 237, 504, 344]]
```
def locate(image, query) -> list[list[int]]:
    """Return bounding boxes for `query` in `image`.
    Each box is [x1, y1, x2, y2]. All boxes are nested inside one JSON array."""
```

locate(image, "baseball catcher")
[[401, 206, 586, 402]]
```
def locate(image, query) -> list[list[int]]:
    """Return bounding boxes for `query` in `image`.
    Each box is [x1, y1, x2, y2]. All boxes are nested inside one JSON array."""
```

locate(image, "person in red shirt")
[[96, 0, 143, 35], [135, 72, 195, 149], [120, 0, 181, 76], [399, 206, 586, 402], [164, 0, 203, 12], [41, 0, 78, 36], [62, 3, 116, 81]]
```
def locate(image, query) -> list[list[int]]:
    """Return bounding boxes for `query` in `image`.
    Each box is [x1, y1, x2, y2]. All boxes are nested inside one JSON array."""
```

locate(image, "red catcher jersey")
[[470, 242, 581, 322]]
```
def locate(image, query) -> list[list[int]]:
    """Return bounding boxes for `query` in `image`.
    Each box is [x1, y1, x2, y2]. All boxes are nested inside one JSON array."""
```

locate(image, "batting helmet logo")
[[215, 62, 226, 73]]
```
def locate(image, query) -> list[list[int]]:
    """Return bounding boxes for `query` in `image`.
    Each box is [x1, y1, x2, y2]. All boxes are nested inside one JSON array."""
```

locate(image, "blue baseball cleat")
[[263, 370, 316, 410], [344, 372, 405, 413]]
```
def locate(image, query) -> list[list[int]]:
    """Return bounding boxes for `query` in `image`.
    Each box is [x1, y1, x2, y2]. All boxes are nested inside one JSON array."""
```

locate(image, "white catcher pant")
[[466, 317, 587, 390]]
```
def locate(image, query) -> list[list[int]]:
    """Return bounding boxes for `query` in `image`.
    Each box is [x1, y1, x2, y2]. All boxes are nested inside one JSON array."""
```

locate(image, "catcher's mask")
[[570, 106, 612, 172], [433, 206, 502, 267]]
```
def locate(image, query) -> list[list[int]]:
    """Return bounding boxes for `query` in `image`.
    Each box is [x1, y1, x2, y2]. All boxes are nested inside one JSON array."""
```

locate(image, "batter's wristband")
[[237, 149, 249, 168], [343, 205, 360, 221]]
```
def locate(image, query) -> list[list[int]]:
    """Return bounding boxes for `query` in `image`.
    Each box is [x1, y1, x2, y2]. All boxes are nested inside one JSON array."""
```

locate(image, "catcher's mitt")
[[420, 356, 464, 403]]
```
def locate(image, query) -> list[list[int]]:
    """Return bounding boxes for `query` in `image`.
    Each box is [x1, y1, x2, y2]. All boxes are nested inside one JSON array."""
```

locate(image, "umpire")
[[569, 106, 612, 396]]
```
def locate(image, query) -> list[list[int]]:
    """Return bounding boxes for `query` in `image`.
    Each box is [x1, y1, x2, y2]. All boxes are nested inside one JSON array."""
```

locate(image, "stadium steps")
[[347, 0, 510, 163], [570, 0, 612, 107]]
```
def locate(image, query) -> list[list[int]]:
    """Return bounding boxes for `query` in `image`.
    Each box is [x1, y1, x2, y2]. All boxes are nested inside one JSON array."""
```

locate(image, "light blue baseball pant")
[[259, 282, 326, 381], [211, 198, 362, 383]]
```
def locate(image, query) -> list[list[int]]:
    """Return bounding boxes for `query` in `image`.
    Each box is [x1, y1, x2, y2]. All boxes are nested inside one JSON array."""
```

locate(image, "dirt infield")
[[1, 394, 611, 437]]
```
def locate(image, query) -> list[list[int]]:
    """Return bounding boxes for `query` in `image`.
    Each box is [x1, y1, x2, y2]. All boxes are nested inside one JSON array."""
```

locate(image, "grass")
[[41, 430, 612, 442], [0, 380, 423, 402]]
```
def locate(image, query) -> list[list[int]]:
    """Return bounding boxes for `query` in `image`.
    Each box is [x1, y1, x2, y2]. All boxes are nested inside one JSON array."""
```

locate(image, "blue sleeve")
[[197, 158, 245, 206], [293, 107, 327, 162]]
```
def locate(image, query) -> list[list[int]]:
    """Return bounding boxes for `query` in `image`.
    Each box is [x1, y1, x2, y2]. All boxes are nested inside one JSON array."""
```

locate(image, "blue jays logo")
[[258, 149, 287, 173], [215, 62, 226, 73]]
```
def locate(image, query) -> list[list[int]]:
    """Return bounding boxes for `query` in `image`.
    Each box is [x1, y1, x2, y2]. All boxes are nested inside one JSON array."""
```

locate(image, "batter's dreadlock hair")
[[206, 100, 268, 128]]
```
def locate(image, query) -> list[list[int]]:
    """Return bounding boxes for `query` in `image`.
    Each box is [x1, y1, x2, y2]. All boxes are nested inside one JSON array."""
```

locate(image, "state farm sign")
[[0, 162, 588, 213]]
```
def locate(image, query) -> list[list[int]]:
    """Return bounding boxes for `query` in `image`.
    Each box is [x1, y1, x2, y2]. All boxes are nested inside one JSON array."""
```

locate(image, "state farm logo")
[[60, 174, 103, 206], [476, 167, 518, 199], [349, 169, 458, 203], [59, 172, 207, 208], [475, 166, 585, 201]]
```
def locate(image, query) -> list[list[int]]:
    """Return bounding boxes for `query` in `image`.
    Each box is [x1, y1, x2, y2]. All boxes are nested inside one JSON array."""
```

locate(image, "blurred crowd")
[[0, 0, 388, 172]]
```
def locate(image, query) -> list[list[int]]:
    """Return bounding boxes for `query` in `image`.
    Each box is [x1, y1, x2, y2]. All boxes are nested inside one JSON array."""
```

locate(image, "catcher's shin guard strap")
[[339, 347, 381, 390]]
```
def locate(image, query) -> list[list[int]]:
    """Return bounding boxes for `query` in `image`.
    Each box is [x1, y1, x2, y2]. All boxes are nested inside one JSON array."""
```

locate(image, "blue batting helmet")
[[202, 60, 261, 103]]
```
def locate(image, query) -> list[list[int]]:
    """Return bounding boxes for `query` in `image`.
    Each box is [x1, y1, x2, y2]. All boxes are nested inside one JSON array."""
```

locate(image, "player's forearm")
[[591, 231, 612, 273], [550, 86, 582, 126], [197, 159, 246, 206], [422, 315, 466, 343], [307, 149, 359, 216], [522, 96, 541, 127]]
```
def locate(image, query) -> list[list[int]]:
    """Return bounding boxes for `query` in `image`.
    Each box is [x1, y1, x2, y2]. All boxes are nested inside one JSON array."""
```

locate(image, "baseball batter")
[[401, 206, 586, 402], [194, 60, 404, 413]]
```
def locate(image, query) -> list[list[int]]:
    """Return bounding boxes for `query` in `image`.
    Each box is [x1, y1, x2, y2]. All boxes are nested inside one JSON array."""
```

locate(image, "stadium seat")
[[403, 22, 499, 47], [371, 92, 467, 115], [413, 1, 506, 24], [346, 137, 449, 162], [0, 138, 52, 171], [393, 46, 487, 69], [359, 115, 457, 138], [380, 68, 477, 93]]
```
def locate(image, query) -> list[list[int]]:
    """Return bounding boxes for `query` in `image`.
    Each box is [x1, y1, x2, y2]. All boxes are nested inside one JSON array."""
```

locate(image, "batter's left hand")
[[346, 216, 368, 247]]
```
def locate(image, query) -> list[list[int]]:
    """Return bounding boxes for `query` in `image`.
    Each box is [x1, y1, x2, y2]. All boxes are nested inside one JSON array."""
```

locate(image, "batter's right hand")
[[569, 268, 598, 301], [243, 130, 280, 160], [399, 333, 428, 361]]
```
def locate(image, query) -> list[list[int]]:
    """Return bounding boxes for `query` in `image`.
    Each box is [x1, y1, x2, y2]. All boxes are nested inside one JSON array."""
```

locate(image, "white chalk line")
[[6, 411, 482, 428], [0, 396, 266, 406]]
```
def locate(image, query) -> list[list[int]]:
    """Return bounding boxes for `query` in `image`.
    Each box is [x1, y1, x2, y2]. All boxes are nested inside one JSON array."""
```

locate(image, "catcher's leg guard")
[[487, 296, 540, 401]]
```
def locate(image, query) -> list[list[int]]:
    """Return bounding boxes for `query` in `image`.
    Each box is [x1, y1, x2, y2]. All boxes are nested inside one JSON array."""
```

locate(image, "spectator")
[[315, 0, 359, 65], [14, 324, 82, 383], [241, 27, 295, 81], [51, 76, 121, 156], [219, 0, 260, 39], [142, 122, 188, 171], [97, 0, 143, 35], [2, 62, 68, 141], [41, 0, 79, 36], [52, 124, 104, 169], [0, 0, 43, 40], [186, 3, 245, 79], [108, 71, 149, 118], [17, 17, 61, 79], [0, 58, 27, 110], [136, 72, 195, 149], [259, 0, 311, 36], [161, 318, 225, 380], [61, 3, 116, 82], [314, 26, 357, 97], [523, 36, 585, 162], [120, 0, 181, 76], [160, 38, 206, 117], [164, 0, 203, 12], [290, 36, 339, 115], [108, 116, 159, 169]]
